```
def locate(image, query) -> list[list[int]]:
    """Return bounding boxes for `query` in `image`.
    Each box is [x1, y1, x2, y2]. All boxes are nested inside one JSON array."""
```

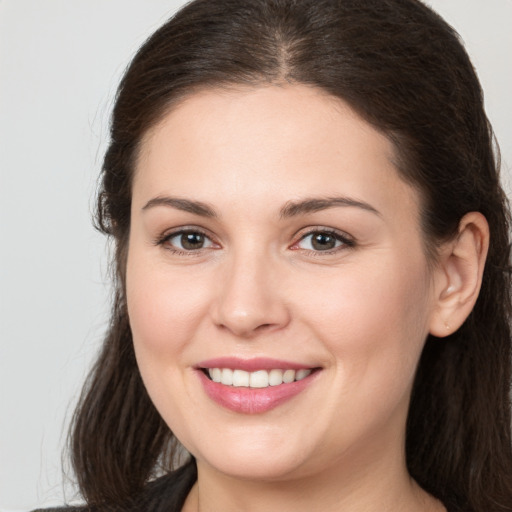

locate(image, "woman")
[[36, 0, 512, 510]]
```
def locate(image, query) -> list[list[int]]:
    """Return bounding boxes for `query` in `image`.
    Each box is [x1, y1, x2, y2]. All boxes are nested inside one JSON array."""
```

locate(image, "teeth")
[[207, 368, 312, 388], [282, 369, 295, 383], [232, 369, 250, 387], [249, 370, 269, 388], [268, 369, 283, 386], [296, 369, 311, 381], [221, 368, 233, 385]]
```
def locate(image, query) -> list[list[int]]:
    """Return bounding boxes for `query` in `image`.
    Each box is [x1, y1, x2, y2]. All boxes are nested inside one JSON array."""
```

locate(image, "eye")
[[293, 229, 354, 252], [160, 230, 216, 252]]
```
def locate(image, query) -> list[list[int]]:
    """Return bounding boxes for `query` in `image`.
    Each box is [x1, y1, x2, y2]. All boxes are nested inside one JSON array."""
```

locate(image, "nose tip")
[[211, 261, 290, 338], [216, 309, 277, 337]]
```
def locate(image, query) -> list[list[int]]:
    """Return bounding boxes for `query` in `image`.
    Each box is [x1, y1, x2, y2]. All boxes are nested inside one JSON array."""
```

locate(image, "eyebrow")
[[141, 195, 380, 219], [279, 197, 381, 218], [142, 196, 217, 217]]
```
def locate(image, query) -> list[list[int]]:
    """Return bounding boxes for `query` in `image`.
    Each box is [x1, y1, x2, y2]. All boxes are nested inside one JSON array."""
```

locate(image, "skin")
[[126, 84, 488, 511]]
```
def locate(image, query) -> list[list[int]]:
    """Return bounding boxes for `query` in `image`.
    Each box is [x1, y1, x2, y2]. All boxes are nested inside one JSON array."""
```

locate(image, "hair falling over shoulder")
[[68, 1, 512, 510]]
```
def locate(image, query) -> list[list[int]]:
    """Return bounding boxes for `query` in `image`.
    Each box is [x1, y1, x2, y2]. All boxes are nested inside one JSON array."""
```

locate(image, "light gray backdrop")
[[1, 1, 511, 510]]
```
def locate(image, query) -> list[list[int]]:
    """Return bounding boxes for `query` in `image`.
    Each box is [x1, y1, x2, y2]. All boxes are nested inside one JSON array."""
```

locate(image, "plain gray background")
[[1, 1, 511, 510]]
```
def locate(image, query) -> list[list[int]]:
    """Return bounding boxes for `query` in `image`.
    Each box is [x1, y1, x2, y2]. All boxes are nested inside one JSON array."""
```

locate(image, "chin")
[[198, 450, 309, 481], [182, 427, 316, 481]]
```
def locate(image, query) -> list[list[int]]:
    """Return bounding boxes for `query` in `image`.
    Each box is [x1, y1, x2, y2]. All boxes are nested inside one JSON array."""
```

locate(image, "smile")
[[196, 358, 320, 414], [206, 368, 312, 388]]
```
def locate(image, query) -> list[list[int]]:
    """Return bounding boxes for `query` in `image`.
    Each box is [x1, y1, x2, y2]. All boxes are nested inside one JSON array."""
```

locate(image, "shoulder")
[[129, 460, 197, 511], [32, 508, 90, 512], [32, 460, 197, 512]]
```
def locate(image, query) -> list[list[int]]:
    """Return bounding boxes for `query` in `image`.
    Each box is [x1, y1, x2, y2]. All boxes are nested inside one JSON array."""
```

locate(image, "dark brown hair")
[[70, 1, 512, 510]]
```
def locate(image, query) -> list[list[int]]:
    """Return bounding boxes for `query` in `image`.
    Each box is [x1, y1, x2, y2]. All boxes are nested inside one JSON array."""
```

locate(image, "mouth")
[[195, 358, 322, 414], [201, 367, 316, 388]]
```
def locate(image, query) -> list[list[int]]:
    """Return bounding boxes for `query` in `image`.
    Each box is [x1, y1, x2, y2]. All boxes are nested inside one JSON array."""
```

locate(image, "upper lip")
[[196, 357, 318, 372]]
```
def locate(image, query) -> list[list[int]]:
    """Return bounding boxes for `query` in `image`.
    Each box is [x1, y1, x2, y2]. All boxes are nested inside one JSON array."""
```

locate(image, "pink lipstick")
[[196, 358, 320, 414]]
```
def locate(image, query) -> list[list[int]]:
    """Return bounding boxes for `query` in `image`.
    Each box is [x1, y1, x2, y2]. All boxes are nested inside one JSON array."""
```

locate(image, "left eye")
[[296, 231, 348, 251], [166, 231, 215, 251]]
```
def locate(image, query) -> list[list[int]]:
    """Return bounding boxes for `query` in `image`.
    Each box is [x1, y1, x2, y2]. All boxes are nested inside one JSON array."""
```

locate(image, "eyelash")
[[155, 227, 355, 256], [154, 227, 216, 256], [292, 228, 355, 256]]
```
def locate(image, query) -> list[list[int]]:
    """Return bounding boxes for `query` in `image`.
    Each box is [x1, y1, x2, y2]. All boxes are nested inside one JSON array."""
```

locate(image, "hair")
[[69, 0, 512, 510]]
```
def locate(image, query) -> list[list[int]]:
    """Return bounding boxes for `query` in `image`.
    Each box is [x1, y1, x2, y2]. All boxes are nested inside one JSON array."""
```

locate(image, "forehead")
[[133, 84, 419, 223]]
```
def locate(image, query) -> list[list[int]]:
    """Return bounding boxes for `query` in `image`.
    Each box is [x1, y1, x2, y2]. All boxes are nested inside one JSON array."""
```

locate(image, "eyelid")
[[154, 226, 220, 253], [289, 226, 355, 253], [153, 225, 354, 256]]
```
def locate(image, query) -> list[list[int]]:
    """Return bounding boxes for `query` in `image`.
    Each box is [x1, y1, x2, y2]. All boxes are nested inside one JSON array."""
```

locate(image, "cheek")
[[126, 252, 212, 357], [300, 258, 430, 339], [295, 255, 432, 396], [125, 246, 213, 434]]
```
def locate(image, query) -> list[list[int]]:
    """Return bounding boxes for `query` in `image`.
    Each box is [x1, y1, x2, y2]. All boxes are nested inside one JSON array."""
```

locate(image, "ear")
[[429, 212, 489, 337]]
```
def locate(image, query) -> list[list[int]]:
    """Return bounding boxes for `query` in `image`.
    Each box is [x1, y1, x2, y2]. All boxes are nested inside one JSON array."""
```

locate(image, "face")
[[126, 85, 438, 482]]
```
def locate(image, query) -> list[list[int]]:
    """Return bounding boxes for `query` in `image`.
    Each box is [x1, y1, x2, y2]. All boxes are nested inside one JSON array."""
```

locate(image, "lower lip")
[[197, 370, 319, 414]]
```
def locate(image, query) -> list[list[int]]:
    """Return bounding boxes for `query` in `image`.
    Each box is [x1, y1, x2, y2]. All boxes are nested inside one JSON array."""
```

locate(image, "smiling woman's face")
[[126, 85, 439, 482]]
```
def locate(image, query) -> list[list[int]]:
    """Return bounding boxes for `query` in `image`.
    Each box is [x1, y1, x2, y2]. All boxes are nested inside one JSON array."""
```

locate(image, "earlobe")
[[429, 212, 489, 337]]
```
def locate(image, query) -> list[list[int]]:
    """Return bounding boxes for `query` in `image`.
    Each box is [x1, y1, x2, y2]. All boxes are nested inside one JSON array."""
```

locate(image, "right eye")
[[160, 230, 216, 253]]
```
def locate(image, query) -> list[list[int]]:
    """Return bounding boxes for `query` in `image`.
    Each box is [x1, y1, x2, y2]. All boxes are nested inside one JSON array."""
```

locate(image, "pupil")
[[181, 232, 204, 250], [312, 233, 335, 251]]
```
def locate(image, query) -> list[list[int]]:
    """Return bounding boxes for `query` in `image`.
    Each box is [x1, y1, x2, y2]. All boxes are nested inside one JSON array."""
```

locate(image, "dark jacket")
[[32, 461, 196, 512]]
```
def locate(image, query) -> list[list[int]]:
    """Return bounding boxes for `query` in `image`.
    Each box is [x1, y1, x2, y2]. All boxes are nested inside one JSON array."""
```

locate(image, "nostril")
[[211, 294, 292, 337], [256, 323, 273, 331]]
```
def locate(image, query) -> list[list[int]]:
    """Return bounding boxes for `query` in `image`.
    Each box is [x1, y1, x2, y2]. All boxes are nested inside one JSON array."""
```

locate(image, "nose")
[[211, 251, 291, 338]]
